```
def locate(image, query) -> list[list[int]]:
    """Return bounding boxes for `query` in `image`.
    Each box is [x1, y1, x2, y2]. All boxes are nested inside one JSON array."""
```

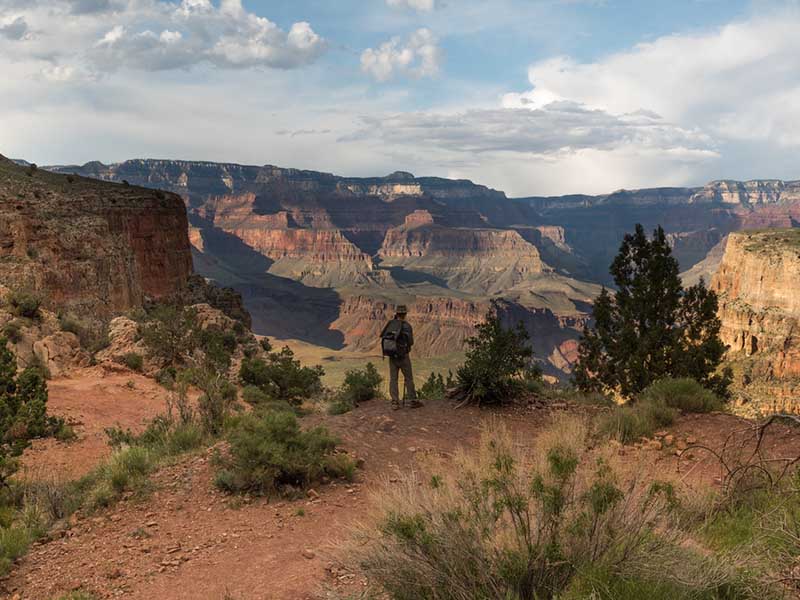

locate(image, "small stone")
[[676, 440, 689, 451], [307, 489, 320, 499], [654, 431, 668, 438], [686, 436, 698, 445], [648, 440, 663, 451], [355, 457, 366, 469], [664, 435, 674, 446], [302, 549, 316, 560], [145, 521, 158, 528], [375, 416, 396, 432]]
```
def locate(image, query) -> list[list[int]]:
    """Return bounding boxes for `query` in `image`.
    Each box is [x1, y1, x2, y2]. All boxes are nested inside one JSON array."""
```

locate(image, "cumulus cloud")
[[69, 0, 113, 15], [87, 0, 326, 71], [386, 0, 439, 12], [503, 12, 800, 148], [3, 0, 326, 72], [361, 28, 442, 81], [0, 16, 29, 40]]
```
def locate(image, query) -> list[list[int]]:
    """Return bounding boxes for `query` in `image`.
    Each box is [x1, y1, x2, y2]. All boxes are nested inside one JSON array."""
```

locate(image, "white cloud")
[[386, 0, 439, 12], [361, 28, 442, 81], [0, 15, 29, 40], [353, 102, 715, 156], [503, 11, 800, 148], [2, 0, 326, 73]]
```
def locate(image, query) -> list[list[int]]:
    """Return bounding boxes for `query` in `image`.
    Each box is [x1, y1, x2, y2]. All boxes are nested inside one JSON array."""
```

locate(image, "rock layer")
[[711, 230, 800, 414], [0, 156, 192, 317]]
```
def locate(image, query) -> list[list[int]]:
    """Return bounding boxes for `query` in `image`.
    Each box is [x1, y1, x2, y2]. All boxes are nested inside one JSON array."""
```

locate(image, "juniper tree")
[[452, 303, 540, 406], [574, 224, 731, 398]]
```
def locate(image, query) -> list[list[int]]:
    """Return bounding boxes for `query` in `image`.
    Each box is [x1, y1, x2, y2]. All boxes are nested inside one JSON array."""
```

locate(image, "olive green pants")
[[389, 355, 416, 405]]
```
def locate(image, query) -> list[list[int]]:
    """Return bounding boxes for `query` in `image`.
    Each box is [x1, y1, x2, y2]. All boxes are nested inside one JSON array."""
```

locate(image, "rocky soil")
[[4, 368, 799, 600]]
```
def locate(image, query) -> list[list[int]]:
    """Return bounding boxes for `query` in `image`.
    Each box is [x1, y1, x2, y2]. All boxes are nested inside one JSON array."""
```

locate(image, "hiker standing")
[[380, 305, 422, 410]]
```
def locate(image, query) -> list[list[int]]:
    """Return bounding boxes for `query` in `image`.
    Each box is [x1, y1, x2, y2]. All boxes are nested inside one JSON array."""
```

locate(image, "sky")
[[1, 0, 799, 196]]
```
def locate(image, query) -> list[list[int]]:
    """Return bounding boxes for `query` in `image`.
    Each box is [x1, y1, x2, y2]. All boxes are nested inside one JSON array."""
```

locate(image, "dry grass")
[[343, 416, 753, 600]]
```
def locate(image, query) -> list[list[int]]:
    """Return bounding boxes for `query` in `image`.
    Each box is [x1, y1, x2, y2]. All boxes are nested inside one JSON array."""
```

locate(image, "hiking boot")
[[391, 402, 402, 411], [408, 399, 424, 409]]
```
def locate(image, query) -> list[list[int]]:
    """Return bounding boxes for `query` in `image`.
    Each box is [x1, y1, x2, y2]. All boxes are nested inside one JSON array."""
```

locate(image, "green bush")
[[340, 362, 382, 404], [327, 396, 355, 416], [214, 411, 352, 496], [242, 385, 271, 406], [7, 290, 42, 319], [0, 341, 63, 485], [122, 352, 144, 372], [640, 378, 722, 414], [419, 372, 447, 400], [451, 305, 539, 406], [2, 321, 22, 344], [139, 305, 199, 366], [239, 347, 324, 405]]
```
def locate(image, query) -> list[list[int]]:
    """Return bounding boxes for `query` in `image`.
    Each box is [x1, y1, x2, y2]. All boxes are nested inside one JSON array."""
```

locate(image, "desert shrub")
[[242, 385, 272, 406], [260, 338, 272, 353], [7, 290, 42, 319], [214, 411, 352, 496], [239, 347, 324, 405], [349, 418, 750, 600], [575, 224, 731, 399], [139, 305, 199, 366], [327, 395, 355, 416], [122, 352, 143, 372], [2, 321, 22, 344], [450, 305, 539, 406], [419, 372, 447, 400], [598, 399, 677, 444], [640, 377, 722, 414], [197, 327, 237, 371], [58, 314, 109, 354], [0, 341, 63, 486], [341, 362, 382, 404]]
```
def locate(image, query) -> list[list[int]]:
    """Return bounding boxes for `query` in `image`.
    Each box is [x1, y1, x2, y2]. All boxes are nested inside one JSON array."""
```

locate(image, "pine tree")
[[574, 224, 731, 398]]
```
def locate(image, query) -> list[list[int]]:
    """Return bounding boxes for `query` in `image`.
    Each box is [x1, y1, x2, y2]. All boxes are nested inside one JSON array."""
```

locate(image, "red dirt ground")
[[3, 368, 799, 600]]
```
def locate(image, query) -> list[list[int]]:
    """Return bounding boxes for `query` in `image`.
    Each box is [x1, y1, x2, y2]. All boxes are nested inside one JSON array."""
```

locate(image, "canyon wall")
[[49, 158, 800, 380], [711, 230, 800, 414], [1, 156, 193, 317]]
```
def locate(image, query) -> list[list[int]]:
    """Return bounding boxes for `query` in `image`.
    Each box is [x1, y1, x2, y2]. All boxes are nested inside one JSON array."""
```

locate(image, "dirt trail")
[[4, 370, 800, 600], [20, 367, 173, 481]]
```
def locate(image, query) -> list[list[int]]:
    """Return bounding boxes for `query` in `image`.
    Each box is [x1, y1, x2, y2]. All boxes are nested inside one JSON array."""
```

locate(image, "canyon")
[[46, 158, 800, 387]]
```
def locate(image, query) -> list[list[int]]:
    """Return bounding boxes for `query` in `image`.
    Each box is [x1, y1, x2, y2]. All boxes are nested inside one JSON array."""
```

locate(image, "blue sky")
[[1, 0, 798, 195]]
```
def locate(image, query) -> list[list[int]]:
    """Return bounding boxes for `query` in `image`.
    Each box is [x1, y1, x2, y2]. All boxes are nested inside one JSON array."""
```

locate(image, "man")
[[380, 305, 422, 410]]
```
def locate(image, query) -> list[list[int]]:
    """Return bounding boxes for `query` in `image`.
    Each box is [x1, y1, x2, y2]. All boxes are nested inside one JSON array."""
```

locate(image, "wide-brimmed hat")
[[395, 304, 409, 314]]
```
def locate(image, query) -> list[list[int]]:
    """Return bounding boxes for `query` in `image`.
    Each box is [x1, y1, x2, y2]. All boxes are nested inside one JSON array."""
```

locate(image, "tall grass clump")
[[348, 417, 753, 600], [598, 377, 723, 444]]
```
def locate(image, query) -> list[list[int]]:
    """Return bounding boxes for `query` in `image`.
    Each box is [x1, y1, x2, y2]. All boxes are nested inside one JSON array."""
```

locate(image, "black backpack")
[[381, 320, 409, 358]]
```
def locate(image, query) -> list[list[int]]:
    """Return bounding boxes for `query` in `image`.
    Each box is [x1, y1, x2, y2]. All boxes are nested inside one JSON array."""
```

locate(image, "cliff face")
[[0, 156, 193, 317], [711, 230, 800, 414]]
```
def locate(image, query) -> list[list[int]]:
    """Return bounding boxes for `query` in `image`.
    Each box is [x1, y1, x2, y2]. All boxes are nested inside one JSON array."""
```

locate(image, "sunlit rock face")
[[0, 155, 192, 317], [711, 230, 800, 415], [51, 157, 800, 379]]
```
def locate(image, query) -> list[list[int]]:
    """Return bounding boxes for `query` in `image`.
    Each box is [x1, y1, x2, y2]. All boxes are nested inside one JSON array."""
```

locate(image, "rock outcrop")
[[0, 155, 192, 317], [711, 230, 800, 414]]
